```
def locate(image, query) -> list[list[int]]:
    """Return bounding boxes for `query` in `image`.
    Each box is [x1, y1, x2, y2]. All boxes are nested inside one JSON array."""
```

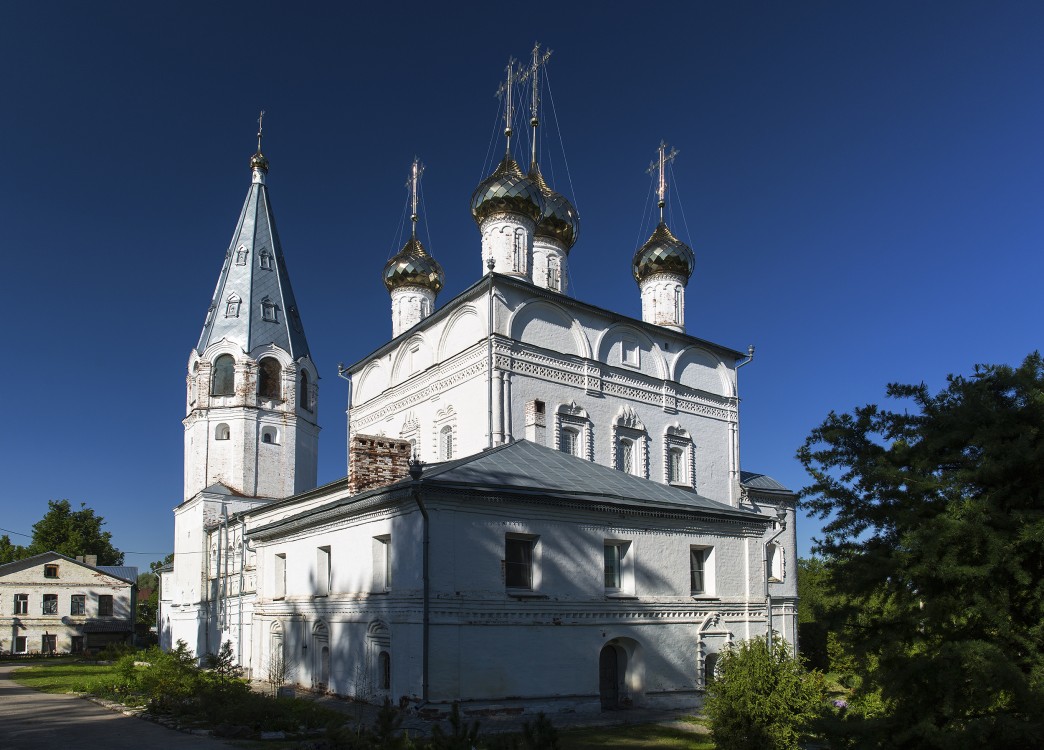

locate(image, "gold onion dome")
[[632, 222, 695, 283], [530, 165, 579, 250], [250, 150, 269, 172], [383, 237, 445, 294], [471, 157, 545, 225]]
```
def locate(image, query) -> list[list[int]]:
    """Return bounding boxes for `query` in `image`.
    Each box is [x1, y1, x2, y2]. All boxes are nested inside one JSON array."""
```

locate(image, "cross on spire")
[[256, 110, 265, 154], [495, 57, 521, 157], [407, 157, 425, 239], [646, 140, 680, 222], [518, 42, 552, 167]]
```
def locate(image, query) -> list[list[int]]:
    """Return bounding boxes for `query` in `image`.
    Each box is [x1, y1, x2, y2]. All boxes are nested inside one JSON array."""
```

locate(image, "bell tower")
[[183, 116, 319, 502]]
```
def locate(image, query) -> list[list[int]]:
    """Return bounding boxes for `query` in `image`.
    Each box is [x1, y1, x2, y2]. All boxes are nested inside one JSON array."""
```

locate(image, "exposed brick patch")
[[348, 434, 412, 495]]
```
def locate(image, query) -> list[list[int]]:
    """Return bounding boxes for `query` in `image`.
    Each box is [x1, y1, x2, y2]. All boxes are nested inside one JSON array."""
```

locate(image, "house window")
[[440, 425, 454, 460], [373, 536, 391, 592], [505, 536, 535, 590], [274, 553, 286, 599], [604, 540, 633, 594], [604, 543, 623, 590], [258, 357, 282, 400], [378, 651, 391, 690], [211, 354, 235, 396], [14, 593, 28, 614], [70, 594, 86, 616], [690, 546, 714, 595], [44, 564, 59, 578], [668, 447, 685, 484], [98, 595, 113, 617], [560, 426, 580, 457], [71, 636, 84, 654], [42, 594, 58, 615], [14, 636, 27, 653], [316, 546, 330, 597], [259, 249, 273, 270], [617, 439, 634, 474], [41, 635, 56, 654], [215, 423, 231, 441]]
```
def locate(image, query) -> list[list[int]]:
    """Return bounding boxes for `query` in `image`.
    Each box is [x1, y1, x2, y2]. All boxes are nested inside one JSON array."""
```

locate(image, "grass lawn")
[[559, 719, 714, 749], [11, 659, 125, 697]]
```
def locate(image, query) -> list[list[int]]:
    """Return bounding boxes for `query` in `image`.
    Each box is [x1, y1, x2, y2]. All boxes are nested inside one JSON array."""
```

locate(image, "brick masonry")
[[347, 434, 412, 495]]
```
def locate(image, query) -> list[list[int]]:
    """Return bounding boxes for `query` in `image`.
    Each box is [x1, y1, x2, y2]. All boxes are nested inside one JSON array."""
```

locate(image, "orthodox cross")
[[256, 110, 265, 154], [647, 140, 679, 222], [407, 157, 425, 239], [518, 42, 552, 167], [495, 57, 521, 155]]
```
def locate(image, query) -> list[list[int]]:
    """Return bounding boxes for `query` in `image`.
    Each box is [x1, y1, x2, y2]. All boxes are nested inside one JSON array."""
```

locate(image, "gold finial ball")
[[250, 151, 269, 172]]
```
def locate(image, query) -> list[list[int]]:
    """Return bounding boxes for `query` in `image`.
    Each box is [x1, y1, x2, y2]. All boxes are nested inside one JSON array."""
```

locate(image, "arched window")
[[674, 286, 683, 324], [261, 427, 277, 445], [258, 358, 282, 400], [378, 651, 391, 690], [440, 425, 454, 460], [420, 297, 431, 317], [300, 370, 313, 412], [513, 228, 525, 273], [547, 256, 561, 291], [259, 249, 273, 270], [215, 423, 230, 441], [211, 354, 235, 396]]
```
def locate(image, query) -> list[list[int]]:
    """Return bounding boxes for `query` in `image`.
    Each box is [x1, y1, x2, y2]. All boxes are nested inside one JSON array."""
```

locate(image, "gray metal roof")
[[98, 566, 138, 582], [196, 170, 310, 359], [740, 471, 793, 494], [421, 440, 762, 519]]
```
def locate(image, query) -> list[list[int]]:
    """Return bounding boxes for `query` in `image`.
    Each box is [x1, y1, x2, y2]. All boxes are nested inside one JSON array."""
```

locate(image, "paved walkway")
[[0, 663, 232, 750]]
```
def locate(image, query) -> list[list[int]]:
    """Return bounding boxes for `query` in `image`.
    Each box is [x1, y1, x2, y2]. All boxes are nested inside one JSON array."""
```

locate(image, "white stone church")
[[162, 52, 798, 715]]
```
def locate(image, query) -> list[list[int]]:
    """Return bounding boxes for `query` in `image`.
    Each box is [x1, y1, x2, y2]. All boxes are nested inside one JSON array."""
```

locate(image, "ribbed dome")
[[632, 222, 694, 283], [471, 157, 545, 225], [383, 237, 445, 294], [530, 165, 579, 250]]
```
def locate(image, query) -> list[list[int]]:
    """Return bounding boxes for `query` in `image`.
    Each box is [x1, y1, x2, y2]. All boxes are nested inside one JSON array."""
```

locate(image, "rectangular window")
[[690, 547, 711, 595], [604, 543, 622, 589], [14, 593, 28, 614], [97, 595, 113, 616], [617, 439, 634, 474], [71, 636, 84, 654], [560, 427, 579, 456], [316, 546, 330, 597], [41, 635, 56, 654], [70, 594, 86, 616], [274, 553, 287, 599], [669, 447, 685, 484], [42, 594, 58, 615], [14, 636, 27, 653], [622, 337, 639, 366], [505, 536, 535, 590], [44, 564, 59, 578], [373, 536, 391, 592]]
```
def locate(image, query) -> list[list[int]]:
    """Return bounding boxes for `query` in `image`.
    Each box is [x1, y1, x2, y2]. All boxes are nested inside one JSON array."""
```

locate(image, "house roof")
[[740, 471, 795, 495], [83, 620, 134, 633], [0, 552, 138, 585], [250, 439, 766, 538]]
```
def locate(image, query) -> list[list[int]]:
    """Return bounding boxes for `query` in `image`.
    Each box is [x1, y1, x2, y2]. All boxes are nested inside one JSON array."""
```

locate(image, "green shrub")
[[706, 636, 825, 750]]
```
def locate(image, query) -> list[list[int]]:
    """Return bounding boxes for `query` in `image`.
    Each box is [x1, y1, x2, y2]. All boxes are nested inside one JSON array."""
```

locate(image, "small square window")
[[42, 594, 58, 615], [44, 564, 59, 578], [98, 594, 113, 617]]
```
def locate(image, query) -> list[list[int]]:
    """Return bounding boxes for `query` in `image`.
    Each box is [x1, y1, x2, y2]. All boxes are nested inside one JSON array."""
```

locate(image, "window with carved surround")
[[258, 248, 273, 270], [399, 413, 420, 459], [555, 403, 593, 461], [664, 425, 696, 487], [612, 406, 648, 477]]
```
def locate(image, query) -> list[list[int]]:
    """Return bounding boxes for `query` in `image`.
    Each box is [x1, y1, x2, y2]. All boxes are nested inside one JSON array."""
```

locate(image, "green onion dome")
[[383, 237, 445, 294], [530, 165, 579, 251], [632, 222, 694, 283], [471, 157, 545, 225]]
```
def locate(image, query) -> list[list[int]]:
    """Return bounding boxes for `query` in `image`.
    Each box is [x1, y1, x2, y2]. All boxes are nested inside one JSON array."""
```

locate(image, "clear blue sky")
[[2, 2, 1041, 571]]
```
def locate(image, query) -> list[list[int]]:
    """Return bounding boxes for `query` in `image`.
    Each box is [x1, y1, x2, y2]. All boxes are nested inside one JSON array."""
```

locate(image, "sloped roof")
[[195, 170, 310, 359], [251, 440, 764, 538], [0, 552, 137, 585], [740, 471, 794, 494]]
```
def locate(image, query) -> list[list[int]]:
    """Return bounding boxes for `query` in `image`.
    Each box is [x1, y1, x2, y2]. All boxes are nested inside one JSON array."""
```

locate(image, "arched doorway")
[[599, 644, 624, 710]]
